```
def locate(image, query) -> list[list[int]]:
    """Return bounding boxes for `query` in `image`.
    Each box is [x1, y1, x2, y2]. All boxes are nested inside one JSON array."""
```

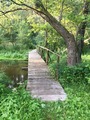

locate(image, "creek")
[[0, 60, 28, 87]]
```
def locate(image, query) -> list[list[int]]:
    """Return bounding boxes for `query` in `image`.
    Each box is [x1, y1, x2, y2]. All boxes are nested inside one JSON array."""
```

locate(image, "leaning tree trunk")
[[39, 9, 79, 65]]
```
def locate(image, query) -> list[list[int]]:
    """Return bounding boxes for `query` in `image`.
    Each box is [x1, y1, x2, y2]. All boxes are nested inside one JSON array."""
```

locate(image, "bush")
[[0, 45, 5, 50], [0, 72, 12, 95], [60, 64, 90, 84], [0, 72, 11, 85]]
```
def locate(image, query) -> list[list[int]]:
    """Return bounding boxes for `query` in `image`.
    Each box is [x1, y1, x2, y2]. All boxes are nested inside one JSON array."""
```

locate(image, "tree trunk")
[[76, 21, 86, 62], [67, 35, 79, 65], [76, 0, 89, 62]]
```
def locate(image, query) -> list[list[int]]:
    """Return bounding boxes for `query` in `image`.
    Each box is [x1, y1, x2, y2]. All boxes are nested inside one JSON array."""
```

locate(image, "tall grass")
[[0, 50, 28, 60]]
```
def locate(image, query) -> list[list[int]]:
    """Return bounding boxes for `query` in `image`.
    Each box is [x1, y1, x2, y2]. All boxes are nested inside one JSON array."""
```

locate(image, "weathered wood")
[[38, 45, 60, 57], [27, 49, 67, 101], [56, 56, 60, 80]]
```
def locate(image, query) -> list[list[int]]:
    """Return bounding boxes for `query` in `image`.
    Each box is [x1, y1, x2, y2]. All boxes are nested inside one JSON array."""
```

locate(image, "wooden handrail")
[[37, 45, 60, 57], [37, 45, 60, 80]]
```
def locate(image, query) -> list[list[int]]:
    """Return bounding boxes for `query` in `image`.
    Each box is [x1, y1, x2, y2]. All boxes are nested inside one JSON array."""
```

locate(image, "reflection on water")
[[0, 60, 28, 87]]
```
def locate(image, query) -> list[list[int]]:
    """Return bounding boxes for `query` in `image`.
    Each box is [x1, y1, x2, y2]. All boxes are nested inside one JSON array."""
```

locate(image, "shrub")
[[60, 64, 90, 84], [0, 72, 12, 95]]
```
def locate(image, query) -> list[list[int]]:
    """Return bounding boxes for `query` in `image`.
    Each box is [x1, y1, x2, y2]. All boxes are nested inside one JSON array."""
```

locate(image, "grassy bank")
[[0, 50, 29, 60]]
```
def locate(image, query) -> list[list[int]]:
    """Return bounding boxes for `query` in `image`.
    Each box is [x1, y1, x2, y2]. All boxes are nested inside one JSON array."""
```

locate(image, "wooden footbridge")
[[27, 48, 67, 101]]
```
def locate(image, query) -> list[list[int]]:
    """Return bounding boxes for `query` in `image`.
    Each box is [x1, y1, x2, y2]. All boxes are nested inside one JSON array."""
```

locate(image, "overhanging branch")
[[10, 0, 46, 16], [1, 0, 52, 25], [0, 8, 29, 15]]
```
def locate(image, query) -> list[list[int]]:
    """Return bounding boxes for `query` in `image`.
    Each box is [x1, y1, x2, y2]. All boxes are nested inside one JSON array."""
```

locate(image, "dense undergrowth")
[[0, 50, 90, 120]]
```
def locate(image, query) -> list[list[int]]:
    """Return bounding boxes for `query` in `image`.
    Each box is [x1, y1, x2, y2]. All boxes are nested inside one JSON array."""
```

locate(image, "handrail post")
[[38, 46, 40, 53], [56, 56, 60, 80], [41, 49, 43, 58]]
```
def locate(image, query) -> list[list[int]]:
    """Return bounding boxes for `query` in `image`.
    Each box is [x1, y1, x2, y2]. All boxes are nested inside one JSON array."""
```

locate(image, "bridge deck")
[[27, 49, 67, 101]]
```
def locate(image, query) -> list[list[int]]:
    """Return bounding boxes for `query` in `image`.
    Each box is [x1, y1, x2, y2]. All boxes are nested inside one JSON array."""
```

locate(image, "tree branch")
[[0, 8, 30, 15], [0, 23, 5, 28], [10, 0, 46, 16], [11, 0, 24, 6], [59, 0, 65, 22]]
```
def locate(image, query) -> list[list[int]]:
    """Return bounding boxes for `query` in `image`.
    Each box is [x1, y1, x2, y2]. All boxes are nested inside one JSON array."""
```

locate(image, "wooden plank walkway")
[[27, 49, 67, 101]]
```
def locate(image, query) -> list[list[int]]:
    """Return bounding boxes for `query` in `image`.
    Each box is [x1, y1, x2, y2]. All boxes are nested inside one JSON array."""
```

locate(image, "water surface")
[[0, 60, 28, 87]]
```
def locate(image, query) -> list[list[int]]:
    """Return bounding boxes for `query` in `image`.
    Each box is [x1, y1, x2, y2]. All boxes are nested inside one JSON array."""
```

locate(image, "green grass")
[[0, 50, 29, 60]]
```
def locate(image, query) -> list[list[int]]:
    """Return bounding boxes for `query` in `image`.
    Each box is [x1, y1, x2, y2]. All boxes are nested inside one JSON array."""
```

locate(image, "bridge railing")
[[37, 45, 60, 80]]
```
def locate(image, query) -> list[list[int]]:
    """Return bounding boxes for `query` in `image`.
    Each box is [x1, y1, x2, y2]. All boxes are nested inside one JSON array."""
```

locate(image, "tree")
[[0, 0, 90, 65]]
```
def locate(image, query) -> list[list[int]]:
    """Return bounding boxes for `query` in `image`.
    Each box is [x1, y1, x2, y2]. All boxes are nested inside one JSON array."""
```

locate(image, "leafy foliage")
[[60, 64, 90, 84], [0, 72, 12, 95], [0, 84, 43, 120], [0, 49, 28, 60]]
